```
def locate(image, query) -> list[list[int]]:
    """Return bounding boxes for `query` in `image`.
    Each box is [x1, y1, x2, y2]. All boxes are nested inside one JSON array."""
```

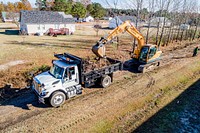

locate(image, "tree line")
[[0, 0, 32, 13], [36, 0, 106, 19], [0, 0, 106, 19]]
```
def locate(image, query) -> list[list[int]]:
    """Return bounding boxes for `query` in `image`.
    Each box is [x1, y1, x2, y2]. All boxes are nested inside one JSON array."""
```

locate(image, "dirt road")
[[0, 42, 200, 132]]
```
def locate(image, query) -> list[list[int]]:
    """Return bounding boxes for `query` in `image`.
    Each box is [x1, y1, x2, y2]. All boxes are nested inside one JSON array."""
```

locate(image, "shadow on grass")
[[0, 84, 49, 110], [41, 38, 95, 45], [5, 41, 92, 50], [123, 59, 141, 73], [133, 79, 200, 133], [123, 64, 140, 73], [0, 27, 18, 30], [58, 39, 95, 44], [0, 32, 6, 35]]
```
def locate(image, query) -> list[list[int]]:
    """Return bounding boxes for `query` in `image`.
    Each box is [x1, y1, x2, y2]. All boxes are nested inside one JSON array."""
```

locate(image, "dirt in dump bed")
[[83, 56, 113, 73]]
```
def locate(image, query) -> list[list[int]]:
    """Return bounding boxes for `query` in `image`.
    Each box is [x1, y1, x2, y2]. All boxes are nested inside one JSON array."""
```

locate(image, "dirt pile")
[[83, 57, 112, 72], [0, 64, 50, 102], [0, 68, 29, 102]]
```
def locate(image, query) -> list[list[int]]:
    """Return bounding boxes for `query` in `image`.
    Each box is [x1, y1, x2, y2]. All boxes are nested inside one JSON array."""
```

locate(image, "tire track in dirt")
[[1, 64, 178, 132], [51, 74, 146, 132], [0, 91, 50, 131]]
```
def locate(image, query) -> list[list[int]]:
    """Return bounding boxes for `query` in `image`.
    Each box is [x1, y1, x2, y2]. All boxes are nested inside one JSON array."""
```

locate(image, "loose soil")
[[84, 57, 113, 73]]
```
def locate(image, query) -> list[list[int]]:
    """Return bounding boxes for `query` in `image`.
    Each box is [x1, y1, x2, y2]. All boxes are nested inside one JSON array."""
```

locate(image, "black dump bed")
[[54, 53, 123, 87]]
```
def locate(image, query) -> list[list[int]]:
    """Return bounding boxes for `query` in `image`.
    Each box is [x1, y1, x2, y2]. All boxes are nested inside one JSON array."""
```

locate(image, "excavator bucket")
[[92, 44, 105, 58]]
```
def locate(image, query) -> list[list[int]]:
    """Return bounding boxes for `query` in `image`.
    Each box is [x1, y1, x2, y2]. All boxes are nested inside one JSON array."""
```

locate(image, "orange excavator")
[[92, 21, 162, 72]]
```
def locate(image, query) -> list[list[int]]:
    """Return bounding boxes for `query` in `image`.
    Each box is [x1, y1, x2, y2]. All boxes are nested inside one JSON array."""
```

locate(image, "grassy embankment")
[[91, 58, 200, 132]]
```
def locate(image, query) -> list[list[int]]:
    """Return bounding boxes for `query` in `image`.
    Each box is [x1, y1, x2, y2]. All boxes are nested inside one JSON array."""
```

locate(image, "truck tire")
[[49, 91, 66, 107], [101, 75, 111, 88]]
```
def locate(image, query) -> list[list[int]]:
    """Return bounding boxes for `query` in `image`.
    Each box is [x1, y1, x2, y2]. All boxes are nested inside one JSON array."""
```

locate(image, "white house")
[[109, 16, 136, 29], [19, 10, 75, 35], [85, 16, 94, 22]]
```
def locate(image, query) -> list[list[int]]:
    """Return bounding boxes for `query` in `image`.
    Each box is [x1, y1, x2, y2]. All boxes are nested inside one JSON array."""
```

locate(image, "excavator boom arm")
[[92, 21, 145, 58]]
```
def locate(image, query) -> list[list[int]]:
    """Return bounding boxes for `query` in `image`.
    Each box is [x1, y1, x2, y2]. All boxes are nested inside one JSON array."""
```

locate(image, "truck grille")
[[33, 79, 41, 94]]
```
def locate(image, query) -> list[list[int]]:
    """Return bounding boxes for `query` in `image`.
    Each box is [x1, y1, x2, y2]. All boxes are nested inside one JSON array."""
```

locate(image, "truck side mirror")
[[52, 60, 56, 64]]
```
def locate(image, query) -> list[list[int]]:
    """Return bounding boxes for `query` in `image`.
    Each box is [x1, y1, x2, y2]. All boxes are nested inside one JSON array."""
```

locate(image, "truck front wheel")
[[101, 75, 111, 88], [49, 91, 66, 107]]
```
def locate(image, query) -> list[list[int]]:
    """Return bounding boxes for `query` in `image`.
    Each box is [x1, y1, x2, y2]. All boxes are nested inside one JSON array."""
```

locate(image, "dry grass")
[[0, 22, 131, 88], [0, 23, 136, 65]]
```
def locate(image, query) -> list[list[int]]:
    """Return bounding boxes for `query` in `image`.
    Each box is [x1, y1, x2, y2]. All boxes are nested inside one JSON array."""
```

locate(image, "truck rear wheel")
[[101, 75, 111, 88], [49, 91, 66, 107]]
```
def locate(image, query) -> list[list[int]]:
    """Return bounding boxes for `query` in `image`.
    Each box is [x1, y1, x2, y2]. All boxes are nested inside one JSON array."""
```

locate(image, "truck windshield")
[[50, 64, 64, 79]]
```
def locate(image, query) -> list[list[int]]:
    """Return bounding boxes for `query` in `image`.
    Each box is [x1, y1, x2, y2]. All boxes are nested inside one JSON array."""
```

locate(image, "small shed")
[[85, 16, 94, 22], [1, 12, 20, 22], [19, 10, 75, 35], [179, 24, 190, 30], [149, 17, 171, 27], [109, 16, 136, 29]]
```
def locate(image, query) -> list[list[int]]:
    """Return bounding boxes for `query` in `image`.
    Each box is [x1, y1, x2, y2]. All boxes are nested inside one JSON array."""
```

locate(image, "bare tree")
[[157, 0, 171, 47], [104, 0, 200, 49], [145, 0, 155, 44], [93, 20, 102, 36]]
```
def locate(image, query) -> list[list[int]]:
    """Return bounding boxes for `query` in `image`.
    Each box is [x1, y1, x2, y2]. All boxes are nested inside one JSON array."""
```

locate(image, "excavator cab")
[[139, 45, 158, 64]]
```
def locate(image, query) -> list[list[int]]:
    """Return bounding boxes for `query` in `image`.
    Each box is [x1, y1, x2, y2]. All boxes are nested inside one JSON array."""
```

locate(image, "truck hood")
[[34, 71, 60, 87]]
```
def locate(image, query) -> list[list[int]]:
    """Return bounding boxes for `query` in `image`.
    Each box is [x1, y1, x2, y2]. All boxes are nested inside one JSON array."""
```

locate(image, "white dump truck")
[[32, 53, 123, 107]]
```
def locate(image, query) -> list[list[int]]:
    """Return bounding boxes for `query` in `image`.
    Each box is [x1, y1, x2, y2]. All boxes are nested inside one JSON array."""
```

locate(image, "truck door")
[[63, 66, 79, 88]]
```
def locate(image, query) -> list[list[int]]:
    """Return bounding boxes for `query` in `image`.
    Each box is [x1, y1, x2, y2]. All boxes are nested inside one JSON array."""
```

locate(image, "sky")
[[1, 0, 129, 9], [2, 0, 200, 12], [2, 0, 106, 7]]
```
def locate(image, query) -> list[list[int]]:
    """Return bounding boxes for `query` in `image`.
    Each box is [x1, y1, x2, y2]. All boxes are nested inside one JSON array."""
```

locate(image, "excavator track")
[[138, 61, 160, 73]]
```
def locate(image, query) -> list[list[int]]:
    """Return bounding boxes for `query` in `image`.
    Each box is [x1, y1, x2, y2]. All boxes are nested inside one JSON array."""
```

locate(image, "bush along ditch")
[[0, 65, 50, 102]]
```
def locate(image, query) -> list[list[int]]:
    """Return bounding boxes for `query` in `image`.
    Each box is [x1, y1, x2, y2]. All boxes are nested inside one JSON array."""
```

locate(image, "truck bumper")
[[32, 85, 45, 104]]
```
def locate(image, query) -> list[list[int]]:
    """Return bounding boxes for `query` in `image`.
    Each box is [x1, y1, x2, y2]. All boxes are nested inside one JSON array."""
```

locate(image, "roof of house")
[[114, 16, 136, 22], [20, 10, 75, 24]]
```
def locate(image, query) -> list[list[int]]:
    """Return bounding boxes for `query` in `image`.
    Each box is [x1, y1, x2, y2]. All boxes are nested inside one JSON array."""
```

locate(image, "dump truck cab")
[[32, 60, 82, 107]]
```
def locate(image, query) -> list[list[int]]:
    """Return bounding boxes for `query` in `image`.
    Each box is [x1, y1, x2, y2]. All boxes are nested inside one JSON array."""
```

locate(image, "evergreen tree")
[[71, 2, 86, 18], [90, 3, 105, 19], [53, 0, 72, 14]]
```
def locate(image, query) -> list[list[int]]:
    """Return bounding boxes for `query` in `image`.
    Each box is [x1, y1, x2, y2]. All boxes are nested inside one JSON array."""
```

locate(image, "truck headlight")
[[40, 84, 48, 97], [40, 89, 49, 97], [39, 83, 45, 88]]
